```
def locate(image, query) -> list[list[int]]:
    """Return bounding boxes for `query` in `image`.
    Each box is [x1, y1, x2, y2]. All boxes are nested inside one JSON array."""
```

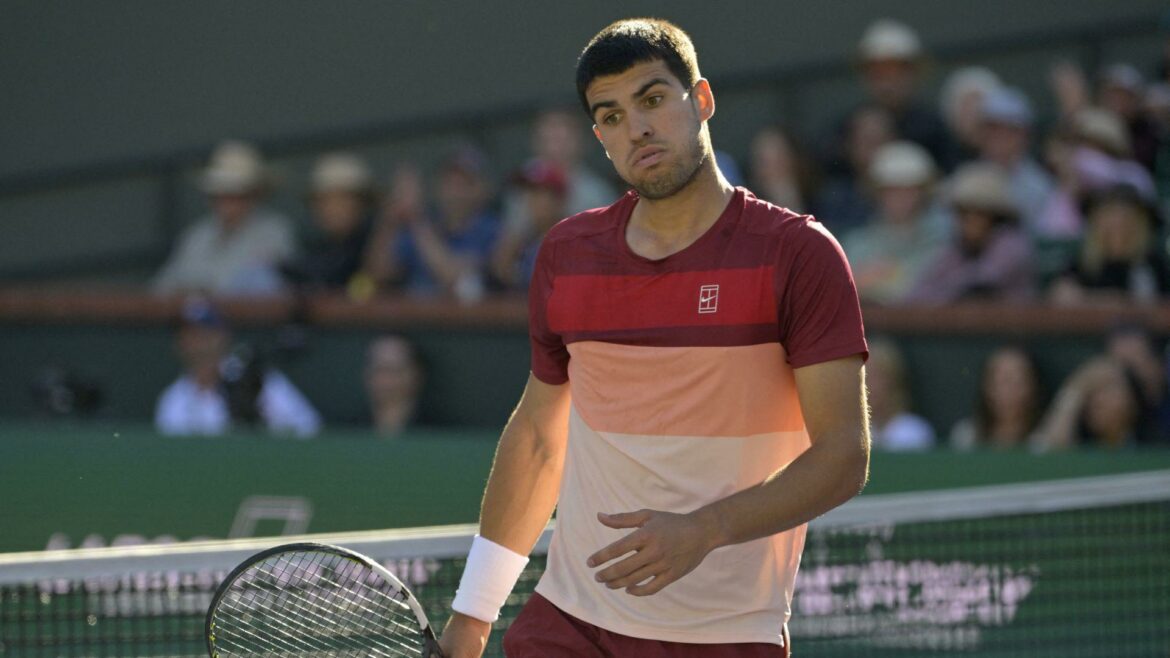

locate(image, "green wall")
[[3, 423, 1167, 554]]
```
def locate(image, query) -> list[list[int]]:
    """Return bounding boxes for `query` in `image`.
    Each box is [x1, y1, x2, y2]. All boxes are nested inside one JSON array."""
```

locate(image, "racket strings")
[[217, 554, 418, 657], [212, 550, 427, 657]]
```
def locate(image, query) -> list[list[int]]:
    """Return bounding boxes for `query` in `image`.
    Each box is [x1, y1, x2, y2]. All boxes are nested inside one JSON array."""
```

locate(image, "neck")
[[627, 159, 734, 259]]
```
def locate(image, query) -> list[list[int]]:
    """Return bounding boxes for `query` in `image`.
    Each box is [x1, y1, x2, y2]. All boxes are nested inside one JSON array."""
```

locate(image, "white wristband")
[[451, 535, 530, 623]]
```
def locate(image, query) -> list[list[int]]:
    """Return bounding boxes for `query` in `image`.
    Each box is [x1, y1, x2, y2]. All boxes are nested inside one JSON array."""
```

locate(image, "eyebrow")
[[589, 77, 673, 120]]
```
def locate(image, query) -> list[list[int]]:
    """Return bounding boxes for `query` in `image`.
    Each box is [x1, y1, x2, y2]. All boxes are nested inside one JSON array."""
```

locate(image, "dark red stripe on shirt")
[[547, 267, 776, 334], [561, 323, 778, 348]]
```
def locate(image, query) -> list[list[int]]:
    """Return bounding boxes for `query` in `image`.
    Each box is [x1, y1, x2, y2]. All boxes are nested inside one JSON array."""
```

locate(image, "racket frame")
[[205, 541, 443, 658]]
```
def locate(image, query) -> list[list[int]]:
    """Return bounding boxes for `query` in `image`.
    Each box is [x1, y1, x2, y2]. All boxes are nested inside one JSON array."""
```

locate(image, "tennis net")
[[1, 470, 1167, 657]]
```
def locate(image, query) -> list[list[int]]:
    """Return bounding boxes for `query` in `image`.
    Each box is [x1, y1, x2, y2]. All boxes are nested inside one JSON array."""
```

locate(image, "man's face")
[[533, 111, 582, 166], [862, 58, 918, 110], [311, 190, 365, 238], [210, 193, 256, 227], [586, 60, 710, 200], [436, 169, 488, 226], [979, 121, 1028, 165]]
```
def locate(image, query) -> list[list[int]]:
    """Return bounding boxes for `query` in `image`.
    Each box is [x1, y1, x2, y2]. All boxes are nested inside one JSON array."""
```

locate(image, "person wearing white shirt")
[[154, 298, 320, 438]]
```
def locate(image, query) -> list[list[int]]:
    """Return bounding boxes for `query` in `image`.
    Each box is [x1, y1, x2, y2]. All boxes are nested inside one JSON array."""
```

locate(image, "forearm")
[[411, 223, 473, 289], [477, 386, 569, 555], [695, 434, 869, 550]]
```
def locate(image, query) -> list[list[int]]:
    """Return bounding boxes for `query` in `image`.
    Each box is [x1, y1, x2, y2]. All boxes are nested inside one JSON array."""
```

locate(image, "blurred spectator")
[[1049, 184, 1168, 305], [364, 147, 501, 302], [1032, 355, 1143, 450], [365, 335, 423, 437], [281, 152, 377, 293], [939, 66, 1001, 163], [1105, 322, 1167, 442], [905, 162, 1035, 304], [155, 298, 321, 437], [747, 125, 816, 213], [814, 105, 894, 232], [866, 338, 936, 451], [949, 346, 1044, 450], [842, 141, 948, 304], [1098, 63, 1158, 171], [975, 87, 1056, 233], [848, 19, 952, 168], [153, 141, 297, 296], [494, 109, 616, 280], [1147, 83, 1170, 201], [1038, 108, 1156, 238], [490, 160, 568, 290]]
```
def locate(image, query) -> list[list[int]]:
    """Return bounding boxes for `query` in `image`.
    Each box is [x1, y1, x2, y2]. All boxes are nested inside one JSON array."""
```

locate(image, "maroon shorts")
[[502, 593, 790, 658]]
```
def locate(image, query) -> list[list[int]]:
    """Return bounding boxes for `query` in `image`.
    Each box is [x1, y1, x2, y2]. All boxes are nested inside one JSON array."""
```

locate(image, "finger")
[[603, 560, 663, 591], [586, 531, 644, 568], [594, 549, 656, 586], [626, 569, 678, 596], [596, 509, 651, 530]]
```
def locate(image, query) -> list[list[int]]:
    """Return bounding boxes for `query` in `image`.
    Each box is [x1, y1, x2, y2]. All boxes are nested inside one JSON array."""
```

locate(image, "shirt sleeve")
[[776, 221, 868, 368], [260, 371, 322, 438], [528, 237, 569, 384]]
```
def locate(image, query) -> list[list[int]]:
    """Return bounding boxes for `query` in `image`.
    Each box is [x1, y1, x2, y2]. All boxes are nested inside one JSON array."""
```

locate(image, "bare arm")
[[589, 355, 870, 595], [439, 374, 571, 656], [699, 355, 870, 544], [408, 220, 482, 292]]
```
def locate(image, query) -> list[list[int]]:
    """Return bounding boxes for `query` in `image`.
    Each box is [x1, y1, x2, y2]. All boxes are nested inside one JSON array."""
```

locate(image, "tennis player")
[[440, 18, 870, 658]]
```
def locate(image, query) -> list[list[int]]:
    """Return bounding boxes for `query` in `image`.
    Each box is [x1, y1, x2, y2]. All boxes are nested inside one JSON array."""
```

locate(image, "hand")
[[586, 509, 719, 596], [383, 164, 426, 225], [437, 612, 491, 658]]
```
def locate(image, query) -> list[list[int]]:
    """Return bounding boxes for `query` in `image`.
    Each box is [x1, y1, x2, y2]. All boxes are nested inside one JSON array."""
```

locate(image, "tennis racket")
[[206, 542, 445, 657]]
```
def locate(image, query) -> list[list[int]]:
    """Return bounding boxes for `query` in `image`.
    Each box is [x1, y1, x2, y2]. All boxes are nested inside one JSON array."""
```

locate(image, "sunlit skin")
[[586, 60, 733, 260]]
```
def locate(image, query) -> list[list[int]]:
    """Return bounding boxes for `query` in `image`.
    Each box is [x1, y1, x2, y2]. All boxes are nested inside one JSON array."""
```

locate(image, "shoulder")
[[157, 376, 195, 405], [250, 209, 295, 234], [738, 190, 849, 273], [542, 191, 633, 246], [740, 189, 839, 245]]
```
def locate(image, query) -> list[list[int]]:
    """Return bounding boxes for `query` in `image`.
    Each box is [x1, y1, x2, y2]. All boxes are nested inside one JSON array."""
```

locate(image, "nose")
[[626, 109, 653, 142]]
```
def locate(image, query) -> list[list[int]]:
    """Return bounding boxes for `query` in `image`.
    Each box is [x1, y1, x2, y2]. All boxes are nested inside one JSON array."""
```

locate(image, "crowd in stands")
[[142, 18, 1170, 449]]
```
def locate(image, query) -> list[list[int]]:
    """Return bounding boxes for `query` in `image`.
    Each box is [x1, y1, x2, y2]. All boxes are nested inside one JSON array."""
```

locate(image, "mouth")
[[631, 146, 666, 169]]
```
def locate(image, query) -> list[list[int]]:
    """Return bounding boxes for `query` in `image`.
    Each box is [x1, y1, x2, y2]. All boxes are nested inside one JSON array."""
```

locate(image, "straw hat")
[[981, 87, 1034, 128], [858, 19, 922, 61], [1072, 108, 1132, 158], [948, 162, 1018, 218], [310, 152, 374, 195], [200, 140, 269, 195], [869, 141, 936, 187]]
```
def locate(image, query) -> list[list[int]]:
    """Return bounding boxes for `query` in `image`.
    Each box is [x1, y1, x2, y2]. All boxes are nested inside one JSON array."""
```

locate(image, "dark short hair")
[[575, 18, 700, 118]]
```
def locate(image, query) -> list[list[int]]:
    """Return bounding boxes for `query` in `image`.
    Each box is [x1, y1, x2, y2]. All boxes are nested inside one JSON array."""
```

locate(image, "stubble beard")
[[629, 136, 709, 201]]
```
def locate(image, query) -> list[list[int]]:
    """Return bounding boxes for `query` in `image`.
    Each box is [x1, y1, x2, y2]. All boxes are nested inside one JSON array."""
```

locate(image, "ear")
[[593, 125, 611, 160], [692, 78, 715, 121]]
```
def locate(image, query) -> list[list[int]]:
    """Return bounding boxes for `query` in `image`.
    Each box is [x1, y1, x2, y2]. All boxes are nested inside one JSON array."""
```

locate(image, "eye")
[[644, 95, 663, 108], [601, 112, 622, 126]]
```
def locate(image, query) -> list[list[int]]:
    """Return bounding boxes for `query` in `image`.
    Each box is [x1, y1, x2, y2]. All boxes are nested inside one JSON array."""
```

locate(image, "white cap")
[[310, 152, 374, 194], [940, 66, 1002, 124], [200, 141, 267, 195], [869, 141, 936, 187], [1073, 107, 1132, 157], [858, 19, 922, 61]]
